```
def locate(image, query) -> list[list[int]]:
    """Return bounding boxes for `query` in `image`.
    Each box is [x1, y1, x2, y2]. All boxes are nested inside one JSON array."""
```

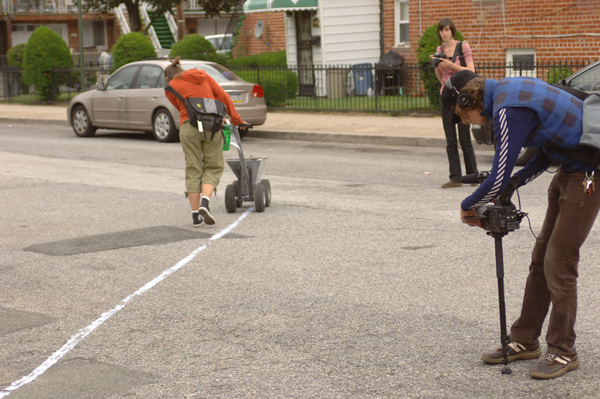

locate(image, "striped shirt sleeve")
[[461, 107, 540, 210]]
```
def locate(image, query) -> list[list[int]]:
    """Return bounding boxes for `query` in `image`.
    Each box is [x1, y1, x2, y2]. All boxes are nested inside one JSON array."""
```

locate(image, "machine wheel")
[[260, 179, 271, 207], [225, 184, 238, 213], [71, 105, 97, 137], [233, 180, 243, 207], [254, 183, 266, 212], [152, 108, 178, 142]]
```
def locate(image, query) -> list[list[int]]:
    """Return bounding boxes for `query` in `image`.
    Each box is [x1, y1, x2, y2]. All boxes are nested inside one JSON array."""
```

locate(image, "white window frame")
[[394, 0, 409, 47], [506, 48, 536, 78]]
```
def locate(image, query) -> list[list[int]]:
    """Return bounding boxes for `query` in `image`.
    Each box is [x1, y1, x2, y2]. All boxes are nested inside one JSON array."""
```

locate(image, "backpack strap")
[[456, 41, 466, 67], [164, 83, 186, 103]]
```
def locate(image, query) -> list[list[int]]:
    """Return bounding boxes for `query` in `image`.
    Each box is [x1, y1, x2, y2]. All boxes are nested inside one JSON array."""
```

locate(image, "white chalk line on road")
[[0, 207, 255, 398]]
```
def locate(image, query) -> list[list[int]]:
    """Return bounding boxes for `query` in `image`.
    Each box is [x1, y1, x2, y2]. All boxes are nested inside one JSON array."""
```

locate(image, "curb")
[[0, 118, 69, 126], [250, 130, 448, 148]]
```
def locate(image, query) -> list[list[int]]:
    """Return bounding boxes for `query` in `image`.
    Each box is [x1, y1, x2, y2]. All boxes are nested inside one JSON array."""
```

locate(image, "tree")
[[85, 0, 243, 35], [22, 26, 72, 101]]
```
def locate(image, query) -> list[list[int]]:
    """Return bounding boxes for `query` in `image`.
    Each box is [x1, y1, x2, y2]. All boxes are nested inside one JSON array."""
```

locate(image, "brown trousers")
[[511, 169, 600, 356]]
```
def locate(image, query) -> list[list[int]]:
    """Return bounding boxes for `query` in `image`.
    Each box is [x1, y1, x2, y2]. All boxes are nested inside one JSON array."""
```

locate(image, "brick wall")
[[384, 0, 600, 64], [233, 12, 287, 57]]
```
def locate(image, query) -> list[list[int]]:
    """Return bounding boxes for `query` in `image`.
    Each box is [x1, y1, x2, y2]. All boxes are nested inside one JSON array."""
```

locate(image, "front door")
[[295, 11, 315, 97]]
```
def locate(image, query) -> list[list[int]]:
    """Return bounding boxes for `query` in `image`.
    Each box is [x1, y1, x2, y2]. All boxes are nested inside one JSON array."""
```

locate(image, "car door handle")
[[152, 95, 159, 99], [118, 97, 124, 101]]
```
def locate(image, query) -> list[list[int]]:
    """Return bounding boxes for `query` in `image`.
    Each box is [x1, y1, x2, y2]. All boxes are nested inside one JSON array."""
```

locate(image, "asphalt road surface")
[[1, 123, 599, 398]]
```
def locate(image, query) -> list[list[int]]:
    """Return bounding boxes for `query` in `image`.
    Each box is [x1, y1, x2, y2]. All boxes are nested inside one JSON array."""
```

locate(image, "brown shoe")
[[481, 341, 542, 364], [441, 180, 463, 188], [529, 353, 579, 379]]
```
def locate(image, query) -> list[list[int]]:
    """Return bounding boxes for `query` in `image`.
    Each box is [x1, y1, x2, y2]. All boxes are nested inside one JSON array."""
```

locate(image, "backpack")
[[546, 85, 600, 168], [164, 83, 228, 139], [441, 41, 467, 67]]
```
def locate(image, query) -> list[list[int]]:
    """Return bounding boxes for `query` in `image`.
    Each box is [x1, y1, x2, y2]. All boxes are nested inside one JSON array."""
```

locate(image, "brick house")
[[237, 0, 600, 66], [0, 0, 117, 58]]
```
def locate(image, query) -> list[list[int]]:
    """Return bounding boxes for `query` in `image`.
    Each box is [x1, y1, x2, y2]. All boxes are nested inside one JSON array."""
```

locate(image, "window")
[[82, 20, 106, 49], [133, 66, 163, 89], [395, 0, 409, 46], [506, 49, 536, 78], [106, 67, 139, 90]]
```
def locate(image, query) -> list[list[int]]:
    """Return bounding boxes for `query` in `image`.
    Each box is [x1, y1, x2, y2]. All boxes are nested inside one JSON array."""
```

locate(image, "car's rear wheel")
[[71, 105, 97, 137], [152, 108, 178, 142]]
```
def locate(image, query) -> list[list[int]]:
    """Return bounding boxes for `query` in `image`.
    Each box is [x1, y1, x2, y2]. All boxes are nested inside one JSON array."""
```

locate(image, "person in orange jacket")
[[164, 56, 247, 227]]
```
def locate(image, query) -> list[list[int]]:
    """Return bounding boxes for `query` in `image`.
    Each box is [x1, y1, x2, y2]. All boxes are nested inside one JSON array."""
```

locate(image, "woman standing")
[[164, 56, 247, 227], [432, 18, 478, 188]]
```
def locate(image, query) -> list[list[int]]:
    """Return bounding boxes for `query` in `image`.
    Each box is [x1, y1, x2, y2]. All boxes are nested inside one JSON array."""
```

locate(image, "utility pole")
[[177, 0, 186, 40], [77, 0, 85, 91]]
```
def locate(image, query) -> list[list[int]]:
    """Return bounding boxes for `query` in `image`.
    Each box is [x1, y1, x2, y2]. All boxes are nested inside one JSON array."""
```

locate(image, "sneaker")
[[442, 180, 463, 188], [198, 197, 216, 225], [192, 212, 203, 227], [529, 353, 579, 379], [481, 341, 542, 364]]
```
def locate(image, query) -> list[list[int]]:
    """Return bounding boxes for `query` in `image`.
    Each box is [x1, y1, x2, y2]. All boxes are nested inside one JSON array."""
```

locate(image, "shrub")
[[7, 43, 27, 67], [70, 70, 98, 91], [547, 65, 572, 85], [111, 32, 157, 70], [415, 24, 463, 109], [22, 26, 72, 101], [7, 44, 30, 94], [234, 69, 298, 107], [169, 35, 219, 63], [227, 51, 287, 67]]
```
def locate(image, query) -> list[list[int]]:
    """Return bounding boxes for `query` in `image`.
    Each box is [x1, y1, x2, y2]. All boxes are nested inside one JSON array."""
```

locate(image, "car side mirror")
[[96, 81, 106, 90], [557, 79, 566, 86]]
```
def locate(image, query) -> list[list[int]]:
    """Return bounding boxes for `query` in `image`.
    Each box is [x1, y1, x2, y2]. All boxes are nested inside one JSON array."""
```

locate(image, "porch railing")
[[1, 0, 76, 14]]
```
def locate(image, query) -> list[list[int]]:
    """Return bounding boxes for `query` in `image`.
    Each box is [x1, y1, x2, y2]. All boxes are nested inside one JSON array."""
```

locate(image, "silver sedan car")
[[67, 59, 267, 142]]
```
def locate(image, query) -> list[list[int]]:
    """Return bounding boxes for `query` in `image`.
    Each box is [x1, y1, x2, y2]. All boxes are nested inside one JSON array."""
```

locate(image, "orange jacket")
[[165, 68, 244, 126]]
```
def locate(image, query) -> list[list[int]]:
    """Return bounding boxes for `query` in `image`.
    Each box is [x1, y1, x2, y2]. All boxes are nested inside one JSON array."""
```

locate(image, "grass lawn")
[[281, 95, 436, 113]]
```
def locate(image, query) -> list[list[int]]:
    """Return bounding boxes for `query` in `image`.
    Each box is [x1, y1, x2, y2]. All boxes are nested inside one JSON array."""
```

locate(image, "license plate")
[[229, 93, 242, 103]]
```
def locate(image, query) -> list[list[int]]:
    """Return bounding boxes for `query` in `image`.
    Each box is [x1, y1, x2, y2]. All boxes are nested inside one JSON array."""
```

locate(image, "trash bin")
[[377, 51, 404, 96], [327, 67, 348, 99], [352, 63, 373, 96]]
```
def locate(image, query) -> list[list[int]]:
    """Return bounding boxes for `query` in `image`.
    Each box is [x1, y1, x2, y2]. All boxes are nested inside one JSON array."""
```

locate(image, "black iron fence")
[[0, 66, 112, 103], [0, 60, 593, 111]]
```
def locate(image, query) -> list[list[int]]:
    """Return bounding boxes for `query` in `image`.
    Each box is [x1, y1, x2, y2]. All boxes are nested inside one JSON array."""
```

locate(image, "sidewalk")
[[0, 104, 451, 148]]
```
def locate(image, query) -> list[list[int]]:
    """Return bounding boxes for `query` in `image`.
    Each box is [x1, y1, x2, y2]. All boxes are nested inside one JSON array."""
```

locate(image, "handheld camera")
[[462, 173, 527, 236], [430, 51, 448, 68]]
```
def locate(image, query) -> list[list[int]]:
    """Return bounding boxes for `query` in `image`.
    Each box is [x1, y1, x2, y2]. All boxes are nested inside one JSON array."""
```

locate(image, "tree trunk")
[[177, 0, 185, 40], [124, 0, 142, 32]]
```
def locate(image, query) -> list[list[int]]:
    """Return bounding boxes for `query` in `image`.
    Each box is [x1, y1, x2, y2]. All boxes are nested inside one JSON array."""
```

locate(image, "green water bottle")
[[222, 124, 231, 151]]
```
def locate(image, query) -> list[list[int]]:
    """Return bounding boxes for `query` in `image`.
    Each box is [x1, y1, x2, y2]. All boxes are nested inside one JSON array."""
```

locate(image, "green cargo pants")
[[179, 120, 224, 194]]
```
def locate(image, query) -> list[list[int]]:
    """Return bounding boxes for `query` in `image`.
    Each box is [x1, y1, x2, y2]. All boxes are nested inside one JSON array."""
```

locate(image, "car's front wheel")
[[152, 108, 178, 142], [71, 105, 97, 137]]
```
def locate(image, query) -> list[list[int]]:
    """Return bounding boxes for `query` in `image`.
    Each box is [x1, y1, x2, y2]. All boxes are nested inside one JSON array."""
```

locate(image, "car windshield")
[[570, 63, 600, 92], [181, 63, 241, 82]]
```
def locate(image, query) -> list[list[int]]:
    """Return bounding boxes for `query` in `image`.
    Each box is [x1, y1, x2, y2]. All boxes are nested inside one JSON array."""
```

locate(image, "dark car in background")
[[471, 60, 600, 166], [67, 59, 267, 142]]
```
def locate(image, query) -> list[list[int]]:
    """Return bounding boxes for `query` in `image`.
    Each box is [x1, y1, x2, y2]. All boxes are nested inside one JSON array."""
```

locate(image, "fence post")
[[374, 64, 378, 115]]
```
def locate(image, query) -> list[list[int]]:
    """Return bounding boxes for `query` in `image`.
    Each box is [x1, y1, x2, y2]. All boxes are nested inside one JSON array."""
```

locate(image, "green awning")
[[243, 0, 318, 13]]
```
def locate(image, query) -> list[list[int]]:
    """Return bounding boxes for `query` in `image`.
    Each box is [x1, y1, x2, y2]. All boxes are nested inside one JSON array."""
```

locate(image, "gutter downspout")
[[380, 0, 384, 58], [418, 0, 422, 37], [318, 0, 326, 65]]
